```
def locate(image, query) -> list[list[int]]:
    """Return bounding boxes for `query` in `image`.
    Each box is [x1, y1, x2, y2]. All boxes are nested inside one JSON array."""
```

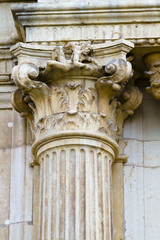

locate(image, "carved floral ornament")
[[11, 41, 142, 159]]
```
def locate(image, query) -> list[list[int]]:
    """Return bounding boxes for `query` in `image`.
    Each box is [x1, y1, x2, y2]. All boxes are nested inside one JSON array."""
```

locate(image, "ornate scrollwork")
[[11, 42, 142, 148], [12, 62, 51, 123], [113, 85, 143, 151], [116, 86, 143, 132], [97, 59, 133, 92], [11, 89, 34, 132], [12, 61, 40, 91]]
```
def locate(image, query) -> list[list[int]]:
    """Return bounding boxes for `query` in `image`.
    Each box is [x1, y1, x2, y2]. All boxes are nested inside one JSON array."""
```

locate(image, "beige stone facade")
[[1, 1, 160, 239]]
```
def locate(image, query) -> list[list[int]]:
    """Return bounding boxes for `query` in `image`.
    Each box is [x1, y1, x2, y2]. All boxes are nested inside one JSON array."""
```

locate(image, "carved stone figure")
[[42, 42, 101, 75], [144, 52, 160, 100], [65, 42, 101, 69], [41, 46, 72, 75]]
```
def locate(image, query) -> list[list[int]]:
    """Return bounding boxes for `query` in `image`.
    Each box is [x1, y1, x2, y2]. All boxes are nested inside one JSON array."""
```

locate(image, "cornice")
[[11, 2, 160, 12], [11, 2, 160, 43], [12, 3, 160, 26]]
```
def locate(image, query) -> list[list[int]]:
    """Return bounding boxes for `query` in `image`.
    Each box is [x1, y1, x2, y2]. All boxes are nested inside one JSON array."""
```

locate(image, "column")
[[37, 140, 115, 240], [11, 40, 142, 240]]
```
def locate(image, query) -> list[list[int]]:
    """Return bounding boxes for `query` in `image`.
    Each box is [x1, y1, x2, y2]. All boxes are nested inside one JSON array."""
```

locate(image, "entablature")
[[11, 1, 160, 44]]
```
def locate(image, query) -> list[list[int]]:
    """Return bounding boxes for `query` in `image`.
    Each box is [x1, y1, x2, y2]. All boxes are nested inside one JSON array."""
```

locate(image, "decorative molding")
[[135, 38, 160, 46], [24, 38, 160, 47], [11, 2, 160, 43], [10, 42, 53, 65]]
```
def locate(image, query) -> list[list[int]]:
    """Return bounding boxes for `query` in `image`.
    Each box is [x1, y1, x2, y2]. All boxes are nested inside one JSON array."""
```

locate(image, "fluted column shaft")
[[35, 137, 116, 240]]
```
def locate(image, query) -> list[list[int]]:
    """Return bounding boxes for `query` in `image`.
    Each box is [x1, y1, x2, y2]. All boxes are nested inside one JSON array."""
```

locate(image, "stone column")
[[35, 136, 116, 240], [11, 40, 142, 240]]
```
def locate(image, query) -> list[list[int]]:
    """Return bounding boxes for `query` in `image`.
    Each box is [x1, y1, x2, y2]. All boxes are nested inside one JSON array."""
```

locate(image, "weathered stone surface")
[[1, 1, 160, 240], [9, 222, 33, 240], [0, 149, 11, 225], [124, 140, 143, 166], [0, 110, 12, 148], [124, 165, 145, 240], [0, 3, 19, 45], [112, 162, 124, 240], [123, 82, 160, 240], [12, 110, 27, 147], [10, 146, 33, 223], [144, 141, 160, 167], [144, 168, 160, 240], [0, 226, 9, 240], [11, 1, 160, 45], [143, 98, 160, 140], [10, 37, 143, 240]]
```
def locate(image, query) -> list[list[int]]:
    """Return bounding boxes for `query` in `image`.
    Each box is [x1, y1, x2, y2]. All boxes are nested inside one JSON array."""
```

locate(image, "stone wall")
[[0, 2, 33, 239], [0, 105, 33, 239], [124, 89, 160, 239]]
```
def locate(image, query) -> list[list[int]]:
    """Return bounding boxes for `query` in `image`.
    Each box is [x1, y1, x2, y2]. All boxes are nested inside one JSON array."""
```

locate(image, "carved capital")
[[144, 52, 160, 100], [11, 40, 142, 155]]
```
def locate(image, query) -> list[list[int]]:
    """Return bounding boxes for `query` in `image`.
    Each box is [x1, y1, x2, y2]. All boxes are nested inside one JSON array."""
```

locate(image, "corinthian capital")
[[10, 39, 143, 240], [11, 40, 142, 149]]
